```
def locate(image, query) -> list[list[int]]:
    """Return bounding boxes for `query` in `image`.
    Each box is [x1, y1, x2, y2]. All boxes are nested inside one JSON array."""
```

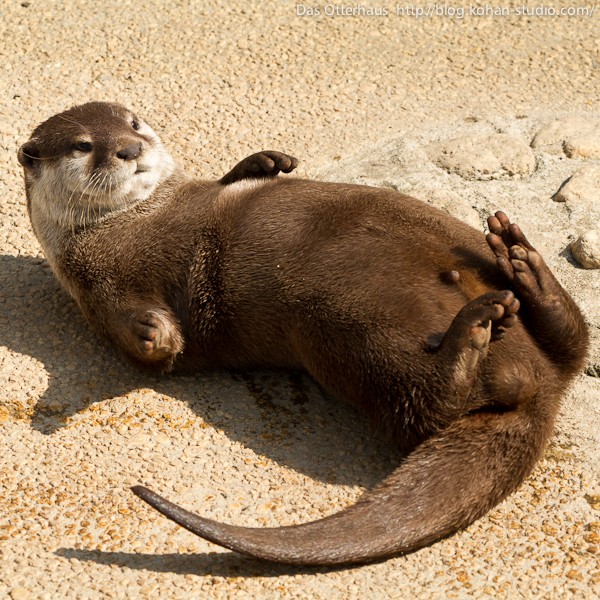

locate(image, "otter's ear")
[[17, 141, 41, 171]]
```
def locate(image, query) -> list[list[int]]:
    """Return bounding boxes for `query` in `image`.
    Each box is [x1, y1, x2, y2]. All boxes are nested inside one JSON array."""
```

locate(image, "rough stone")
[[423, 189, 482, 230], [553, 166, 600, 206], [531, 117, 600, 159], [429, 134, 536, 180], [570, 230, 600, 269]]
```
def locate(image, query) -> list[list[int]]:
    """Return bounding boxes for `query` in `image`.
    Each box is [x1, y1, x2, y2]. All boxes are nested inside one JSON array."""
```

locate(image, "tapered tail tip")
[[131, 485, 166, 509], [131, 485, 150, 499]]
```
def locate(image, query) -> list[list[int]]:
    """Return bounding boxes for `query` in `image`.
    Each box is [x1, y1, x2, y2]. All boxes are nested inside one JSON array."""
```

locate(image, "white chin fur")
[[36, 144, 172, 221], [28, 139, 175, 267]]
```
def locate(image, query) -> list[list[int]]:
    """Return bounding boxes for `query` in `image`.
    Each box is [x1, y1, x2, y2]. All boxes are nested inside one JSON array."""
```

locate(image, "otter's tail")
[[131, 406, 553, 565]]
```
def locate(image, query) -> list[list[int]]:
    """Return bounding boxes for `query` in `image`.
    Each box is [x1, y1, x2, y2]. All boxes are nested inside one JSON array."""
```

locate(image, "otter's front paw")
[[245, 151, 298, 176], [219, 151, 298, 185], [128, 309, 183, 366]]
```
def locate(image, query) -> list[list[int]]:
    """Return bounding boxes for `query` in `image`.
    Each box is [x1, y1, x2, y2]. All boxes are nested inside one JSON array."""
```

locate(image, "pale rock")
[[531, 117, 600, 159], [570, 230, 600, 269], [423, 189, 482, 230], [429, 133, 536, 180], [563, 133, 600, 159], [315, 137, 429, 185], [553, 166, 600, 205]]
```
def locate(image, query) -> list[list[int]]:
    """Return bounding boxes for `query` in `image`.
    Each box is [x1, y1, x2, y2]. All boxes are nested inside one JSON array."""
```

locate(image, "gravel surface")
[[1, 1, 599, 598]]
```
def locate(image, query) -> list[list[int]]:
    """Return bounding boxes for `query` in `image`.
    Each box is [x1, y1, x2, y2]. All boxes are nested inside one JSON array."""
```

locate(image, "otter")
[[18, 102, 588, 566]]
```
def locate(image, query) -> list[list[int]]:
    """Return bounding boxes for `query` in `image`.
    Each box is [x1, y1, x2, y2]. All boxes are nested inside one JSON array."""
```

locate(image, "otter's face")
[[18, 101, 175, 230]]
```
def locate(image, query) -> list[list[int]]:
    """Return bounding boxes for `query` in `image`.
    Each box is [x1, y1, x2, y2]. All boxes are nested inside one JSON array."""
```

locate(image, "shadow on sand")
[[54, 547, 366, 577], [1, 253, 399, 486]]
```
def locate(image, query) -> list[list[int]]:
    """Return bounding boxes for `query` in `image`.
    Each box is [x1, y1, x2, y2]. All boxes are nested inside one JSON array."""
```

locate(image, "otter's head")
[[18, 102, 175, 237]]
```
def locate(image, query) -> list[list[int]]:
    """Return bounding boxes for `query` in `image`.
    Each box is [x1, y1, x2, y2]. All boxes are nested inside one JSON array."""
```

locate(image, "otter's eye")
[[74, 142, 93, 153], [132, 119, 140, 131]]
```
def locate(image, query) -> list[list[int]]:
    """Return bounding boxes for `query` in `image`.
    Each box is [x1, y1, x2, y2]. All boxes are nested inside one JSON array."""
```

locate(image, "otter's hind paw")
[[486, 211, 563, 309]]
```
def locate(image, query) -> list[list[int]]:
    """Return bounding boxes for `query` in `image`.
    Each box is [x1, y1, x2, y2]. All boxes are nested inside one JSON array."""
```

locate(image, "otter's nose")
[[116, 142, 142, 161]]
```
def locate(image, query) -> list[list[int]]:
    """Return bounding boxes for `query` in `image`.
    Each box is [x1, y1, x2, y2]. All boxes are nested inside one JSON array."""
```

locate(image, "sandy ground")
[[1, 1, 599, 598]]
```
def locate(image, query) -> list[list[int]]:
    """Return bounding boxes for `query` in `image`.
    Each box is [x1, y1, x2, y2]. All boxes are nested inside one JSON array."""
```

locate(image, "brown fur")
[[19, 102, 589, 565]]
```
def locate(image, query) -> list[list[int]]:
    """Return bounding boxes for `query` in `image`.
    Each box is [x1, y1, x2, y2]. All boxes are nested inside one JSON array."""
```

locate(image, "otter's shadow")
[[0, 254, 151, 433], [54, 548, 364, 577], [1, 253, 399, 488]]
